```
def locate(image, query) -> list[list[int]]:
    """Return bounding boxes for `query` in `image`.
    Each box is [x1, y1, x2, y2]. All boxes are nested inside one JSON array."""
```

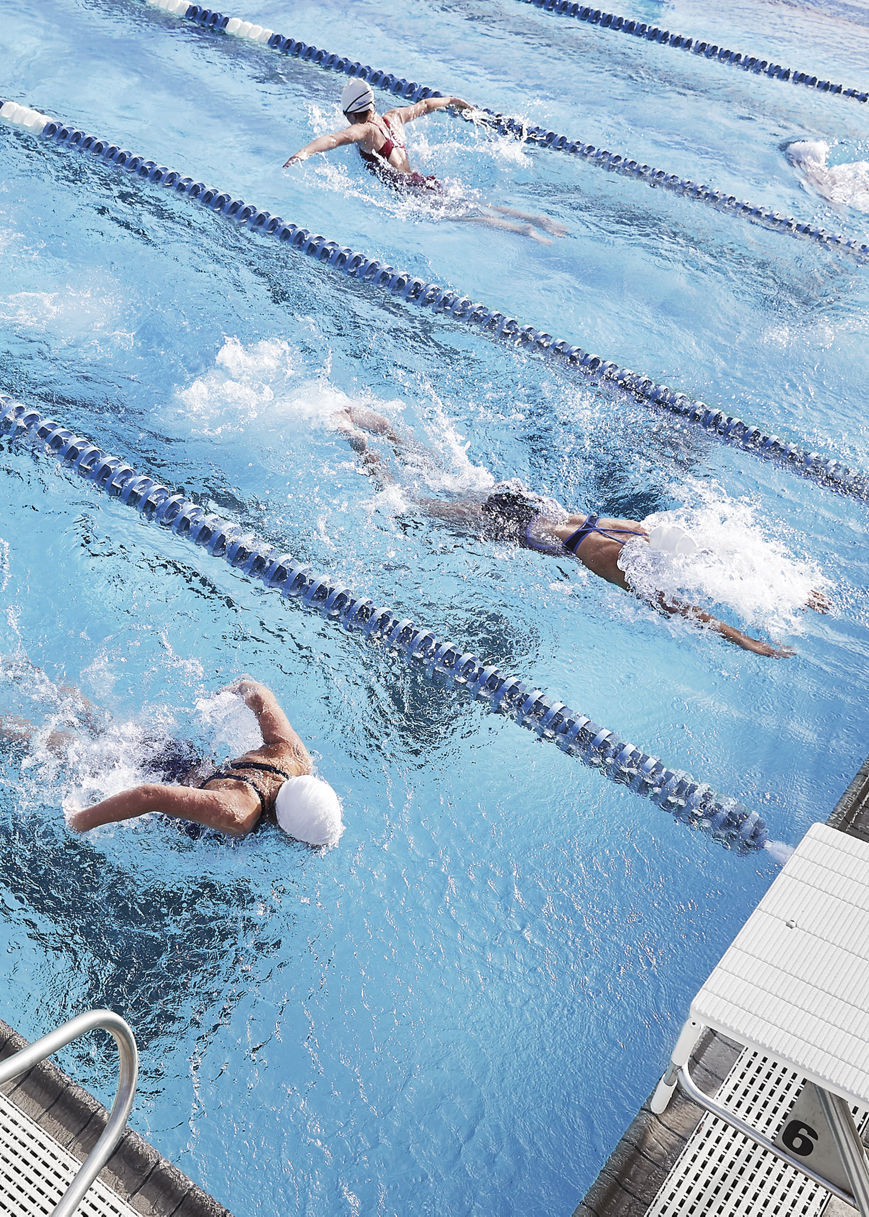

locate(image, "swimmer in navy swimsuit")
[[334, 405, 831, 657], [285, 79, 567, 242]]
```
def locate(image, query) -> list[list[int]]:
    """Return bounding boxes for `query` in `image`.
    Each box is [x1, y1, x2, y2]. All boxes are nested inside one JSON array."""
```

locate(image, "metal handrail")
[[0, 1009, 138, 1217], [676, 1061, 860, 1209]]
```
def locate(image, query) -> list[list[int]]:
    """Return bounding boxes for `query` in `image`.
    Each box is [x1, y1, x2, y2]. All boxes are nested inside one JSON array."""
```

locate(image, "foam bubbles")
[[194, 689, 261, 756], [619, 489, 828, 632], [175, 335, 405, 447], [764, 839, 795, 867]]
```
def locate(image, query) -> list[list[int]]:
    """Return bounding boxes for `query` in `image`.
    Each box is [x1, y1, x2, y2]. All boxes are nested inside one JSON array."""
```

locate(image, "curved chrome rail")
[[0, 1009, 138, 1217]]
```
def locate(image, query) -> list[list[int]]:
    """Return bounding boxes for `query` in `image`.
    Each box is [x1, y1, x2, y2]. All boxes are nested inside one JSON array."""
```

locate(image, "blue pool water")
[[1, 0, 868, 1213]]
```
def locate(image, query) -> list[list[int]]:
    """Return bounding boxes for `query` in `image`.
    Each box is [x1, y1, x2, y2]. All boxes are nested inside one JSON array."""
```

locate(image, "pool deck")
[[572, 752, 869, 1217], [0, 1017, 230, 1216]]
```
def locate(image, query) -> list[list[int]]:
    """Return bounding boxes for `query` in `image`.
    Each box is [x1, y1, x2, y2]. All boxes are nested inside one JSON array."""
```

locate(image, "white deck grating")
[[0, 1089, 140, 1217], [645, 1047, 868, 1217]]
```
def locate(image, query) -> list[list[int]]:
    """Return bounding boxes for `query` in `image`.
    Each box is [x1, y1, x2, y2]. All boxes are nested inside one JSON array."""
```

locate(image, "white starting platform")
[[650, 822, 869, 1215]]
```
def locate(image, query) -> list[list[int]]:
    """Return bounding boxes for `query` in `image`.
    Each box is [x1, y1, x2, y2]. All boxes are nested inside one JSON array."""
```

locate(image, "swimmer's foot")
[[343, 405, 400, 441], [523, 224, 552, 245], [489, 204, 567, 238], [534, 216, 568, 238]]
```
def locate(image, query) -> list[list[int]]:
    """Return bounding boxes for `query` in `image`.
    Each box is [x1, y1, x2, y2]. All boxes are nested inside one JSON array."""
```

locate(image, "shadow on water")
[[0, 789, 294, 1073]]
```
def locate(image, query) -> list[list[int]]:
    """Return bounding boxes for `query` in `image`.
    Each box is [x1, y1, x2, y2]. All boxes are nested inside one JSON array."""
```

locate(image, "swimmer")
[[785, 140, 869, 213], [335, 405, 831, 658], [1, 672, 342, 844], [284, 78, 567, 242]]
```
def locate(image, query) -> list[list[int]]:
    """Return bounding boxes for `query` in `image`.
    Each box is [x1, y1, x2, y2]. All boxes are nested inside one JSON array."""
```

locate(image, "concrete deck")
[[0, 1018, 230, 1216], [572, 753, 869, 1217]]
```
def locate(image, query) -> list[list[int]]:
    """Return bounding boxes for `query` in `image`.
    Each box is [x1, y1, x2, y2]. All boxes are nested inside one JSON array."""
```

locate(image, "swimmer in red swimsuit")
[[284, 79, 566, 242], [334, 405, 831, 657]]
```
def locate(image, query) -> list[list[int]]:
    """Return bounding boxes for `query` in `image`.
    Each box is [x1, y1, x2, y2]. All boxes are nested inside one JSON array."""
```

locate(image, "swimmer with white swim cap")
[[67, 678, 343, 845], [335, 405, 832, 658], [284, 78, 567, 242]]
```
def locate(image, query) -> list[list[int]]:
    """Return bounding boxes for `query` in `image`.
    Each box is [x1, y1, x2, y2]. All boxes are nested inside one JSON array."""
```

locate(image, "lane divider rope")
[[517, 0, 869, 105], [139, 0, 869, 262], [0, 392, 770, 853], [1, 98, 867, 504]]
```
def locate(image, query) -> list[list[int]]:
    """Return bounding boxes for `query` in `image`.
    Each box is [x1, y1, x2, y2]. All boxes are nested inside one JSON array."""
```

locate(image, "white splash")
[[618, 490, 828, 631], [764, 839, 795, 867], [175, 335, 396, 441], [194, 689, 261, 755], [786, 140, 869, 213], [0, 538, 10, 593], [0, 284, 135, 350]]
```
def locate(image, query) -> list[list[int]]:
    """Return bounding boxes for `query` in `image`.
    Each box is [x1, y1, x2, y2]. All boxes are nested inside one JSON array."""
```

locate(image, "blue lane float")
[[0, 392, 769, 854], [1, 98, 867, 505], [516, 0, 869, 105], [138, 0, 869, 263]]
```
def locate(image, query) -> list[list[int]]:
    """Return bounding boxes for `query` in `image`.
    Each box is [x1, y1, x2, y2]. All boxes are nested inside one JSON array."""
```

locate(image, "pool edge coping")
[[0, 1020, 232, 1217]]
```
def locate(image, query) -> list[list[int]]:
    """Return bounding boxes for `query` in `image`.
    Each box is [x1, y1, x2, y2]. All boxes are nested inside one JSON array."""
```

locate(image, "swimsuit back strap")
[[229, 760, 296, 781], [564, 514, 599, 556], [597, 525, 647, 538], [199, 770, 267, 815], [564, 515, 646, 555]]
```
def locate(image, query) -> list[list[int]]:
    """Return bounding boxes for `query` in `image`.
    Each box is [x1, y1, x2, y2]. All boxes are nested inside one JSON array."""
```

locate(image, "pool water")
[[0, 0, 867, 1213]]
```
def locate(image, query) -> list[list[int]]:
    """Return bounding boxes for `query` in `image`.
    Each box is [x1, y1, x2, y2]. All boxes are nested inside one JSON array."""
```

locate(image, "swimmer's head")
[[274, 774, 344, 846], [341, 79, 375, 119], [784, 139, 829, 169]]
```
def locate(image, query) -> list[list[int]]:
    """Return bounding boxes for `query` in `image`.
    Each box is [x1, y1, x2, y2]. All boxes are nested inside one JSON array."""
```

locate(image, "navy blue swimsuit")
[[564, 514, 646, 555], [198, 759, 297, 817]]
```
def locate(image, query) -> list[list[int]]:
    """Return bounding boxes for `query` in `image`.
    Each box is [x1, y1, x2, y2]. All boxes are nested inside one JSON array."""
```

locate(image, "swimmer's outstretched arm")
[[656, 595, 794, 658], [385, 96, 472, 124], [284, 122, 372, 166], [67, 783, 258, 836]]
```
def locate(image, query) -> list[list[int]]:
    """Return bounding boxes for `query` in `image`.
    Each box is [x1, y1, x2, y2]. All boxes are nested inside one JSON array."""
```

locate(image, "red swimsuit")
[[358, 119, 442, 193]]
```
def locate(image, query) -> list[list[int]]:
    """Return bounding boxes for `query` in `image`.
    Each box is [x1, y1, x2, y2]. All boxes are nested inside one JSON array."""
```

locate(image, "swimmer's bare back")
[[68, 680, 312, 837]]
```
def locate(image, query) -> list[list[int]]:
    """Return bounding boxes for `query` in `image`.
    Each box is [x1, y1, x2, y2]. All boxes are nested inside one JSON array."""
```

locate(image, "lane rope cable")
[[138, 0, 869, 262], [516, 0, 869, 105], [1, 97, 867, 504], [0, 391, 770, 854]]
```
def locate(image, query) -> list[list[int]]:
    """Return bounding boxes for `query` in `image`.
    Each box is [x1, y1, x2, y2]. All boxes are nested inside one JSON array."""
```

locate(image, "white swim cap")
[[274, 775, 344, 846], [648, 523, 698, 557], [341, 78, 375, 116]]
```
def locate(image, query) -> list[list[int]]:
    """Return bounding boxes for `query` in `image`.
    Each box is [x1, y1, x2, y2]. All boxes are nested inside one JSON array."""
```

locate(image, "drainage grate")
[[0, 1090, 140, 1217], [646, 1048, 867, 1217]]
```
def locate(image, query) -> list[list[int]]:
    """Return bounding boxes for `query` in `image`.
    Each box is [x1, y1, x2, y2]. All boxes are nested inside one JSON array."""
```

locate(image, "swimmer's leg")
[[0, 715, 77, 755], [333, 406, 449, 482], [413, 495, 487, 531], [485, 204, 568, 238], [0, 715, 38, 745], [1, 654, 103, 732], [450, 214, 552, 244]]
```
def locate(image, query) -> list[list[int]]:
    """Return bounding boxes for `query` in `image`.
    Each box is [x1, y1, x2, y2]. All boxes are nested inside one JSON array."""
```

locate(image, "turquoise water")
[[0, 0, 868, 1213]]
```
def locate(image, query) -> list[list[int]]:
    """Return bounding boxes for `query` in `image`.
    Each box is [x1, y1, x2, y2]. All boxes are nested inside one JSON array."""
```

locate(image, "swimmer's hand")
[[222, 677, 261, 701], [741, 637, 795, 659], [448, 97, 472, 113], [283, 153, 305, 168], [807, 588, 832, 613]]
